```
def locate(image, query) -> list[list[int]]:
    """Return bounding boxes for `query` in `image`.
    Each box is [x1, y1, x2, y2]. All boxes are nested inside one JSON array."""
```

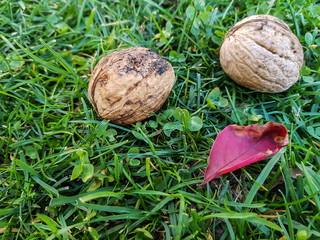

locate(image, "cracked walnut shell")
[[88, 47, 175, 125], [220, 15, 304, 93]]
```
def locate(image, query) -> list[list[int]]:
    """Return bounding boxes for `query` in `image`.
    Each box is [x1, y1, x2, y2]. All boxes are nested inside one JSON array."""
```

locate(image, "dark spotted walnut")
[[88, 47, 175, 125], [220, 15, 304, 93]]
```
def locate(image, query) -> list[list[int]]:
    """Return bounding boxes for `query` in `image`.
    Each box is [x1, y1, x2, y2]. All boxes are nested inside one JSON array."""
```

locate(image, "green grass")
[[1, 0, 320, 239]]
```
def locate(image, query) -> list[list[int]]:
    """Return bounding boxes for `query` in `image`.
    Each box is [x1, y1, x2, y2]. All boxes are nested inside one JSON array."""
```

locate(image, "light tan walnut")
[[220, 15, 304, 93], [88, 47, 175, 125]]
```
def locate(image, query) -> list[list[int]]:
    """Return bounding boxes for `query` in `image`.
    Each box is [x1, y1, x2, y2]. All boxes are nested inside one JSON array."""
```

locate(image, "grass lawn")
[[1, 0, 320, 239]]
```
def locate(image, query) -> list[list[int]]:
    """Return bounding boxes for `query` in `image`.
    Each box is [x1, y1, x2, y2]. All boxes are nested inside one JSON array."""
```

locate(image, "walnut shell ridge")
[[88, 47, 175, 125], [220, 15, 304, 93]]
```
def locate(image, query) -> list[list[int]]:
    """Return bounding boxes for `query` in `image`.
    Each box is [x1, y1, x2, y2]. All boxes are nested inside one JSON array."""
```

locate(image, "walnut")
[[88, 47, 175, 125], [220, 15, 304, 93]]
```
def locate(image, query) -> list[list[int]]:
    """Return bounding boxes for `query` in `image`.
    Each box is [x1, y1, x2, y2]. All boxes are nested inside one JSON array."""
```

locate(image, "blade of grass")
[[85, 7, 95, 34], [243, 148, 285, 208], [247, 216, 282, 232], [279, 191, 294, 239], [32, 176, 59, 197], [79, 191, 122, 202], [39, 39, 77, 77], [14, 159, 41, 178], [37, 214, 59, 234], [15, 40, 74, 78]]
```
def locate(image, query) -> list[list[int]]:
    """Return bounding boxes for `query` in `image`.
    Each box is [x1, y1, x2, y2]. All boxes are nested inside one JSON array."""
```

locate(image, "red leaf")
[[198, 122, 289, 186]]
